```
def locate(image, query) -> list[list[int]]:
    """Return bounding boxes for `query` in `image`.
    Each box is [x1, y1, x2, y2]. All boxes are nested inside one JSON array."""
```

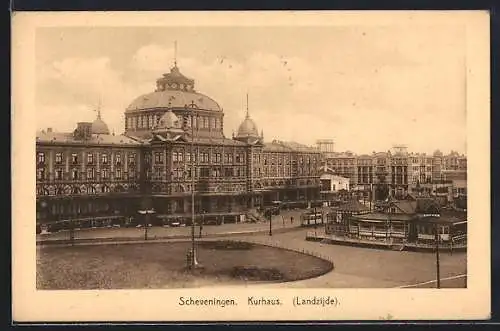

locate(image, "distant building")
[[316, 139, 335, 159], [317, 142, 467, 205]]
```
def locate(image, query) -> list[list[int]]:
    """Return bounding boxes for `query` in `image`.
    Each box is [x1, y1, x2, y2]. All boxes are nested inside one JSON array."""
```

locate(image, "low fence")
[[232, 238, 335, 268], [306, 232, 467, 253]]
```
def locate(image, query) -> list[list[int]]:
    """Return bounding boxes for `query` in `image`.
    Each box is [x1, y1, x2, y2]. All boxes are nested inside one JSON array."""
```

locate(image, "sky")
[[35, 25, 467, 154]]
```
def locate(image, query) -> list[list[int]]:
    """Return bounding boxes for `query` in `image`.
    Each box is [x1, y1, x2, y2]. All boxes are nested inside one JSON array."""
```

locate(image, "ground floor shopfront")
[[36, 186, 320, 230]]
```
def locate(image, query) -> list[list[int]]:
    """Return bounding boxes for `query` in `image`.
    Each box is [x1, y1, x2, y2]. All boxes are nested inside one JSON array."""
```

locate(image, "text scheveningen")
[[178, 296, 237, 308]]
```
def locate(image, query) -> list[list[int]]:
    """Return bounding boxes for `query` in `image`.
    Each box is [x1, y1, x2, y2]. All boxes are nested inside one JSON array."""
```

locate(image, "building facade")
[[317, 142, 467, 204], [36, 62, 321, 228]]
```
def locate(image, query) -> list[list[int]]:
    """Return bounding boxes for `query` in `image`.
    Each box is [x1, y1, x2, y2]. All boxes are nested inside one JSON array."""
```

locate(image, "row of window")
[[37, 185, 112, 196], [37, 152, 136, 166], [37, 168, 136, 181], [410, 158, 434, 164], [126, 114, 222, 130], [154, 152, 246, 164], [150, 167, 248, 180]]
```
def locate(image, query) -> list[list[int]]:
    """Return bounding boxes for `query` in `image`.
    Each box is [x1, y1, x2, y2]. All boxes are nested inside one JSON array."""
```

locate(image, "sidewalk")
[[37, 211, 305, 244]]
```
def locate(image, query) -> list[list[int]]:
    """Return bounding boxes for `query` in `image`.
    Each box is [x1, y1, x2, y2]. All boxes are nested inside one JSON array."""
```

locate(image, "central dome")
[[126, 90, 221, 112], [126, 64, 221, 112]]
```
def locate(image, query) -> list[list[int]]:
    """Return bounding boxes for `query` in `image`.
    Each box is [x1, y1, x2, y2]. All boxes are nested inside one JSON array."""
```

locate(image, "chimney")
[[47, 127, 53, 133]]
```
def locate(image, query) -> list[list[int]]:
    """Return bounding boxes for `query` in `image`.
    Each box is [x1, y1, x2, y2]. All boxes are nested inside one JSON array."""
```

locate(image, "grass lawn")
[[37, 240, 332, 290]]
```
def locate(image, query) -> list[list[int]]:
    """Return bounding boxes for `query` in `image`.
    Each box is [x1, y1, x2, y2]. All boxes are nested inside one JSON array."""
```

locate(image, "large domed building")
[[124, 63, 224, 140], [35, 59, 322, 230]]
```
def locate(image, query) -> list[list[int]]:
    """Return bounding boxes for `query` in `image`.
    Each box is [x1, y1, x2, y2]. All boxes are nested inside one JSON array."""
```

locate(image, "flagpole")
[[190, 102, 196, 269]]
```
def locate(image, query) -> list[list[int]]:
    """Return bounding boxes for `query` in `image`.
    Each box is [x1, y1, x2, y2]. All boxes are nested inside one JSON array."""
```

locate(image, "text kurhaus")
[[248, 296, 282, 306]]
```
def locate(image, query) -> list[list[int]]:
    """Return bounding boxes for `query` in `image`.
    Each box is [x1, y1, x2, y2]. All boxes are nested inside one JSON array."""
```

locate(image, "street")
[[37, 209, 308, 242]]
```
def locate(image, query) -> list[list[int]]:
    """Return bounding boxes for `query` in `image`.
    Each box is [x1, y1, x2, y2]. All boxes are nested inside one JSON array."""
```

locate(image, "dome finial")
[[97, 96, 102, 120], [174, 40, 178, 67], [91, 96, 110, 135], [246, 92, 250, 119]]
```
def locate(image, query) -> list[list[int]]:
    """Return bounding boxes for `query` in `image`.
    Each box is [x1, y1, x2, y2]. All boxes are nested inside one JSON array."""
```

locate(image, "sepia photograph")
[[12, 11, 490, 322]]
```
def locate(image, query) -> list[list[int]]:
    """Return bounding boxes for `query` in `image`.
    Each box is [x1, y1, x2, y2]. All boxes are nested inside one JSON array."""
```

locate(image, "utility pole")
[[189, 101, 199, 269], [69, 220, 75, 246], [435, 222, 441, 288]]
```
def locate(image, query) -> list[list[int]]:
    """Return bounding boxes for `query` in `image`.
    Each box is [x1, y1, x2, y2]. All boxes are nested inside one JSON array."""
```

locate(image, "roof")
[[376, 196, 440, 215], [157, 65, 195, 86], [36, 131, 142, 146], [417, 214, 467, 224], [236, 115, 259, 138], [395, 201, 417, 214], [352, 210, 466, 224], [193, 136, 247, 146], [91, 118, 110, 135], [351, 212, 415, 222], [415, 198, 440, 213], [125, 90, 221, 112], [264, 140, 320, 153], [334, 200, 370, 212], [326, 151, 357, 158], [263, 142, 291, 152]]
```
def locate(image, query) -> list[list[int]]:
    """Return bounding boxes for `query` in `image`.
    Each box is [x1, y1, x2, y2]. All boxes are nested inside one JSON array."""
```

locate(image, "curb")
[[37, 226, 305, 246]]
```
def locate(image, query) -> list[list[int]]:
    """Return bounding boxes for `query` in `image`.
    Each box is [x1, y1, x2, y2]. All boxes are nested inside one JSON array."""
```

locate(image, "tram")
[[300, 210, 324, 227]]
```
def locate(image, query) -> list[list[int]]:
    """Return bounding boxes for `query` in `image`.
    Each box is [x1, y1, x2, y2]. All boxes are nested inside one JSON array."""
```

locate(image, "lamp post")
[[435, 222, 441, 289], [138, 209, 155, 241], [67, 201, 77, 246], [199, 210, 205, 238], [189, 101, 199, 269], [314, 206, 318, 236], [268, 209, 273, 236]]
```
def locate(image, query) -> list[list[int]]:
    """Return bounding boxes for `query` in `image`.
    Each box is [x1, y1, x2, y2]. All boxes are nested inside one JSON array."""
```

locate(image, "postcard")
[[12, 10, 490, 322]]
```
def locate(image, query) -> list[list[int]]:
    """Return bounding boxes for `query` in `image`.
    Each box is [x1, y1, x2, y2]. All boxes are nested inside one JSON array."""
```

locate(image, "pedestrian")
[[290, 216, 294, 224], [199, 224, 203, 238]]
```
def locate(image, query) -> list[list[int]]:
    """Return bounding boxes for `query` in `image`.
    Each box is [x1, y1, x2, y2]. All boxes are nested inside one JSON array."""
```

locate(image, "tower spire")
[[97, 95, 102, 119], [174, 40, 178, 67], [246, 93, 250, 119]]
